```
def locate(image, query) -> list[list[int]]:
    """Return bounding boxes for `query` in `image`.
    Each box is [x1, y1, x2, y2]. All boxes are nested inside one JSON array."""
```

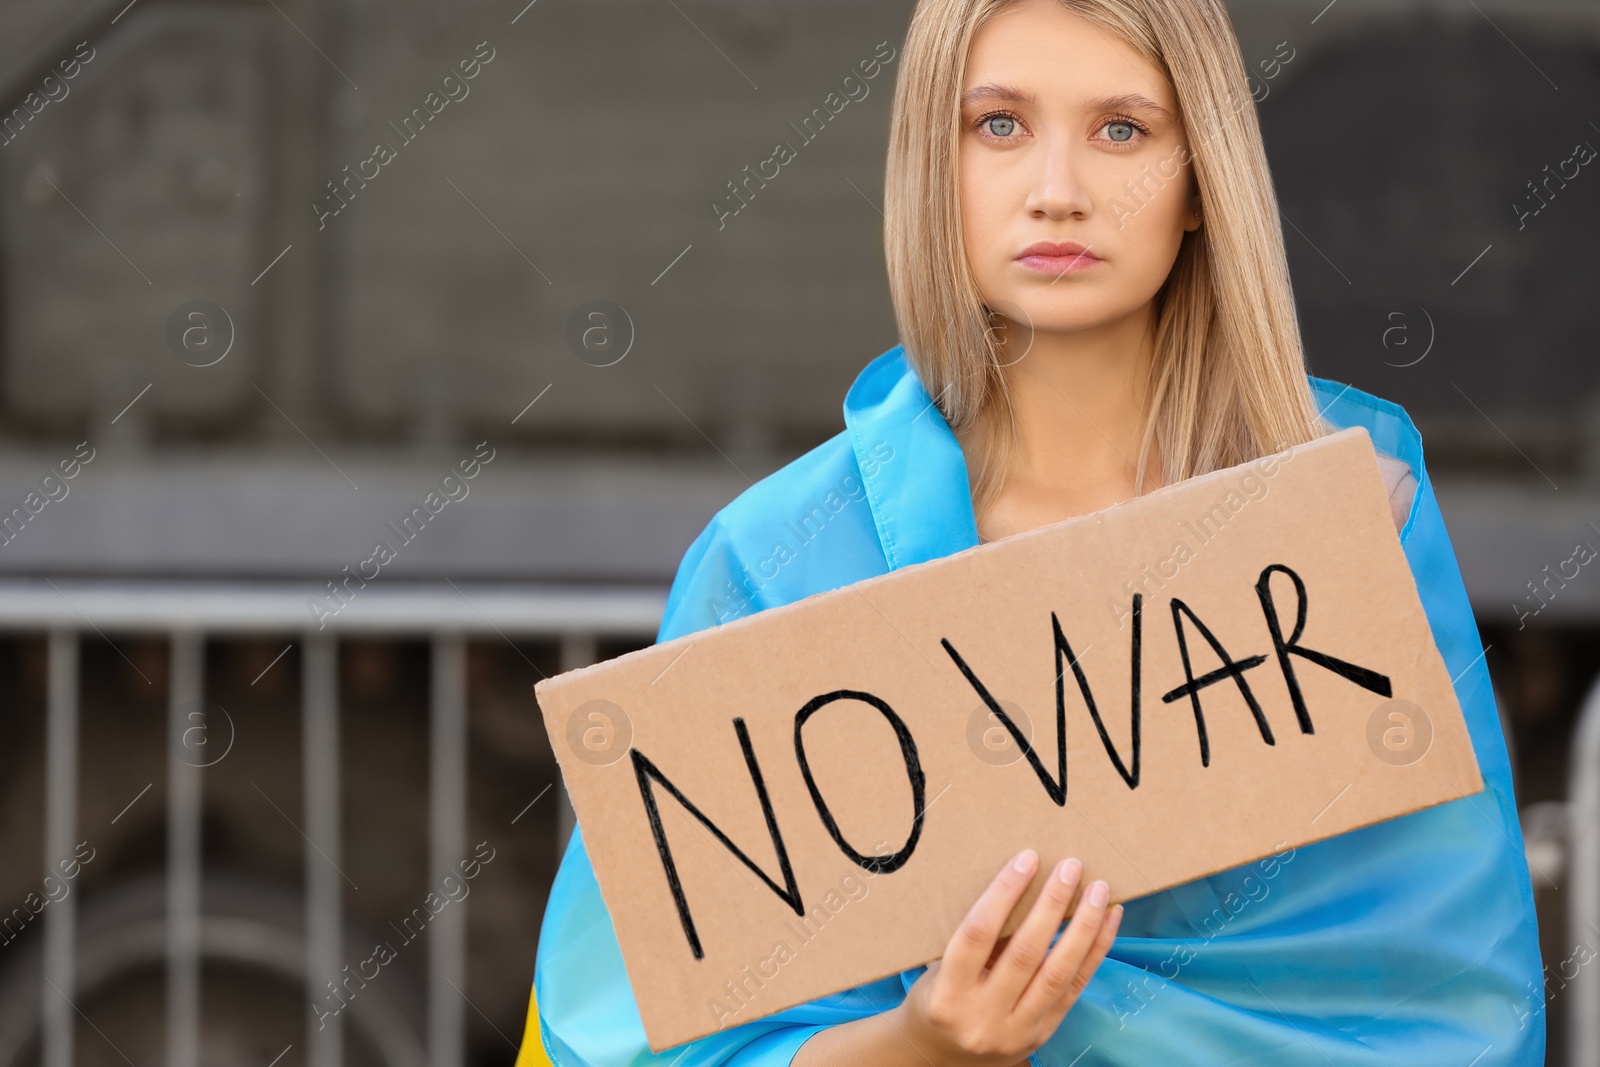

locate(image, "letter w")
[[941, 596, 1143, 804]]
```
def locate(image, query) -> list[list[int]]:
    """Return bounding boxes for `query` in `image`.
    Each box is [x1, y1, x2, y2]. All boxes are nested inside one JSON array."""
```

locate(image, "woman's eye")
[[1100, 117, 1147, 144], [984, 114, 1017, 138]]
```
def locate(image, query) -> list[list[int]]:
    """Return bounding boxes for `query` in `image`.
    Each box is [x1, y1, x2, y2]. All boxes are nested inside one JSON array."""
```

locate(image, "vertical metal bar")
[[41, 630, 78, 1067], [304, 635, 343, 1067], [429, 634, 468, 1067], [1570, 672, 1600, 1066], [556, 635, 599, 855], [167, 631, 203, 1067]]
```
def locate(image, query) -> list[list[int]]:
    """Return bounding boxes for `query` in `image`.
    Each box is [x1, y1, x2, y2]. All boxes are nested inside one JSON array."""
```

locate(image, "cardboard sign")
[[535, 427, 1483, 1050]]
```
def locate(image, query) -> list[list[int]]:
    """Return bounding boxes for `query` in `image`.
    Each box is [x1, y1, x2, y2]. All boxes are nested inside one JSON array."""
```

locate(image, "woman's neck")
[[961, 308, 1163, 541]]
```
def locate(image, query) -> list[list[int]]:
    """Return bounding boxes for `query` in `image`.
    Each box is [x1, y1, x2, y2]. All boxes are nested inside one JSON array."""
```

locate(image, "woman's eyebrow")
[[960, 83, 1036, 107], [1087, 92, 1175, 121], [959, 84, 1174, 122]]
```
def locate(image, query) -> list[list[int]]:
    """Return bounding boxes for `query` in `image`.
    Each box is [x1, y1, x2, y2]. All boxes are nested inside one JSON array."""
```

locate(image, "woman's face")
[[958, 0, 1199, 342]]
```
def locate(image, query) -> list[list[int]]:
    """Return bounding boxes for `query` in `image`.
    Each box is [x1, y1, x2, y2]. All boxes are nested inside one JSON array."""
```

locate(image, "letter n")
[[631, 719, 804, 960]]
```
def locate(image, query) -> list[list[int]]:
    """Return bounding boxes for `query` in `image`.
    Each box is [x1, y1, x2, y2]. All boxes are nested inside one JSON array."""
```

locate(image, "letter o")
[[793, 689, 925, 874]]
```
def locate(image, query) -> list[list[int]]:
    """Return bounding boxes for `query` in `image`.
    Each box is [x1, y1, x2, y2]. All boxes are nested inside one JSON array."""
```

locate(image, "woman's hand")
[[894, 849, 1123, 1067]]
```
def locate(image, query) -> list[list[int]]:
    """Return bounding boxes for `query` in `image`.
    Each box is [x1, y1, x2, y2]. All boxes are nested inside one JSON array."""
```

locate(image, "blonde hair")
[[883, 0, 1328, 516]]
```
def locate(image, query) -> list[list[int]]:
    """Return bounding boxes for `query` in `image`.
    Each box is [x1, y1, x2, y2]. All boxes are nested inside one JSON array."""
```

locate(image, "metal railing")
[[8, 575, 1580, 1064], [0, 577, 664, 1067]]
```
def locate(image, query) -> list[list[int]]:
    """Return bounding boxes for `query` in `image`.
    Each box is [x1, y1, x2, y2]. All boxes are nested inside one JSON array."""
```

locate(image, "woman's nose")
[[1023, 136, 1091, 219]]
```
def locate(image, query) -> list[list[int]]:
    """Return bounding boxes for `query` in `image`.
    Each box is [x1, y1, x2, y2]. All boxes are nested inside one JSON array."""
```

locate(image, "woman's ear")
[[1186, 192, 1203, 233]]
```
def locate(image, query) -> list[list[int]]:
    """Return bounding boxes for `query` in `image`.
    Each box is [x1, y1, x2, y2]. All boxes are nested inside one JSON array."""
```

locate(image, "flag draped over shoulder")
[[528, 346, 1545, 1066]]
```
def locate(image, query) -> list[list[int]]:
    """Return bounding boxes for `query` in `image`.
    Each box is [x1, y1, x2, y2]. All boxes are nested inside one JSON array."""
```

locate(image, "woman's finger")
[[1040, 902, 1124, 1033], [1015, 879, 1116, 1020], [942, 849, 1040, 989], [987, 857, 1084, 1005]]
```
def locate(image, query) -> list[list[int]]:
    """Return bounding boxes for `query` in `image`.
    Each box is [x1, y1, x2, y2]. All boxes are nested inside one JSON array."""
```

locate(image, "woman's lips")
[[1016, 242, 1102, 274], [1017, 252, 1102, 274]]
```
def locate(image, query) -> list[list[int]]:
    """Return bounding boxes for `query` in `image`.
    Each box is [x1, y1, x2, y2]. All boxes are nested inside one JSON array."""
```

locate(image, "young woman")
[[523, 0, 1543, 1063]]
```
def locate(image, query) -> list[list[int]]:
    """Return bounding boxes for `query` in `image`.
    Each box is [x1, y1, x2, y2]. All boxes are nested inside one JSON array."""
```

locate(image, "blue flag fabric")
[[531, 345, 1545, 1066]]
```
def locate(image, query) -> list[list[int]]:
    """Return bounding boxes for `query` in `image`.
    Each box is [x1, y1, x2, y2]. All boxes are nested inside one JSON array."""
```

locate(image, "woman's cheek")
[[960, 197, 1001, 295], [1111, 188, 1187, 290]]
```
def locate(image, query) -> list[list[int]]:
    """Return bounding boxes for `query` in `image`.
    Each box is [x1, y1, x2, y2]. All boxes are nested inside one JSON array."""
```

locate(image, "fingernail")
[[1056, 857, 1082, 884], [1011, 849, 1037, 873], [1088, 880, 1109, 906]]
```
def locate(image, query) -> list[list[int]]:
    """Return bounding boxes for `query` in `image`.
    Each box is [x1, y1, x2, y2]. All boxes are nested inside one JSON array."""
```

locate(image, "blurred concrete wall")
[[0, 3, 1595, 1066], [0, 0, 1594, 595]]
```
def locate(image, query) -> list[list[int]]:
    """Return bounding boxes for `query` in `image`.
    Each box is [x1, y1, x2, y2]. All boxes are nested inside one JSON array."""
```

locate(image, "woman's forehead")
[[962, 2, 1176, 113]]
